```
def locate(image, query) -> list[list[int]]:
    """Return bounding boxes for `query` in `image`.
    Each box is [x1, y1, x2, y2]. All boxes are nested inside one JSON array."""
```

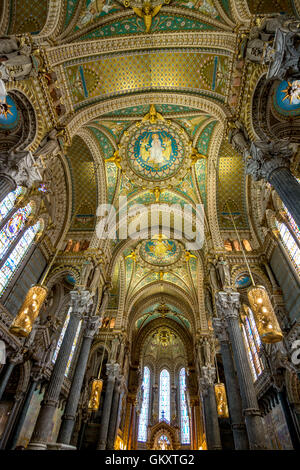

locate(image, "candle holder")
[[247, 285, 283, 343], [9, 285, 48, 337], [88, 378, 103, 411]]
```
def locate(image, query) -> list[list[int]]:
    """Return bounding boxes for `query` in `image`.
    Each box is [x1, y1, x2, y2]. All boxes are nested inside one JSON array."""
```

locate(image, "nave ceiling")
[[1, 0, 299, 337]]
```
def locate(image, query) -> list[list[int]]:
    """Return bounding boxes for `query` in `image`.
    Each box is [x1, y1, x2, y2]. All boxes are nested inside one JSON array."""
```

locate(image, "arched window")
[[52, 307, 82, 377], [0, 186, 23, 223], [275, 206, 300, 276], [0, 219, 41, 295], [179, 368, 190, 444], [159, 369, 170, 423], [0, 202, 33, 259], [138, 366, 150, 442], [157, 435, 170, 450], [242, 305, 263, 381]]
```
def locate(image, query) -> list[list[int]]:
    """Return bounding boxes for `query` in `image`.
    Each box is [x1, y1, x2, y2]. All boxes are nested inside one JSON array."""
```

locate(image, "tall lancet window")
[[179, 368, 190, 444], [0, 202, 33, 259], [242, 305, 263, 381], [275, 204, 300, 276], [138, 366, 150, 442], [0, 186, 23, 222], [0, 217, 41, 296], [159, 369, 170, 423]]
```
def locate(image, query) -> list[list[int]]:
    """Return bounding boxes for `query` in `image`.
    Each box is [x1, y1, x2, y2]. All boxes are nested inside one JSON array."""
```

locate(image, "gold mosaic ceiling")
[[65, 51, 230, 108]]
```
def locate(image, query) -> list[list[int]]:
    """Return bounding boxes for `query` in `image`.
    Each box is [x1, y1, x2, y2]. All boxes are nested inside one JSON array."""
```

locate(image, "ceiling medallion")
[[152, 327, 176, 347], [119, 106, 192, 188], [138, 235, 183, 268]]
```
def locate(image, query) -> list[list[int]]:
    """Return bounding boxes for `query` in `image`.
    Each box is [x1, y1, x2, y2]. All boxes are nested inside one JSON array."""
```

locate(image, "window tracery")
[[159, 369, 170, 423]]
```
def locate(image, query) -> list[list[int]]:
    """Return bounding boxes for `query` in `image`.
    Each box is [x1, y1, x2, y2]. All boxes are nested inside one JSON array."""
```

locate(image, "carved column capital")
[[212, 317, 228, 343], [69, 290, 92, 318], [84, 315, 101, 339], [106, 362, 120, 380], [0, 150, 42, 188], [246, 140, 293, 182], [200, 365, 216, 394], [215, 290, 241, 320]]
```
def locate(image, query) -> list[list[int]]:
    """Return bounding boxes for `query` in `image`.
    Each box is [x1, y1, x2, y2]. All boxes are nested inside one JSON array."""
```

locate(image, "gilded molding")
[[46, 31, 237, 66], [0, 0, 10, 34], [65, 92, 230, 138], [36, 0, 66, 41]]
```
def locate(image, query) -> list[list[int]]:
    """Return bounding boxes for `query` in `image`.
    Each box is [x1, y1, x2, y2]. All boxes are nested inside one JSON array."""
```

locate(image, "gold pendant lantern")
[[247, 285, 283, 343], [88, 314, 110, 412], [214, 383, 229, 418], [88, 378, 103, 412], [9, 285, 48, 337]]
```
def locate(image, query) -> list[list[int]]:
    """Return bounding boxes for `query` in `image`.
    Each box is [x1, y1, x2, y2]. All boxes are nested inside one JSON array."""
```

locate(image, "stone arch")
[[66, 92, 229, 139], [132, 317, 194, 368], [0, 88, 38, 153], [148, 421, 180, 450]]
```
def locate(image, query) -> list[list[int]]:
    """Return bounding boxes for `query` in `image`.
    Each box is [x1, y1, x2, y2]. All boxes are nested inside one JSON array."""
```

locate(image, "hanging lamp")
[[213, 344, 229, 418], [10, 245, 61, 337], [212, 160, 283, 344], [88, 315, 110, 412]]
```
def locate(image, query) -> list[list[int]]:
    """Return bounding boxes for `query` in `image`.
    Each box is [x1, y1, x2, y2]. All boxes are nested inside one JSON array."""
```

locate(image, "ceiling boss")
[[118, 105, 192, 188]]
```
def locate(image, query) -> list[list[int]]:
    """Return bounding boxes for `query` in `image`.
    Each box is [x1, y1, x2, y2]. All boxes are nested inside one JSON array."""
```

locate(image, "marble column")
[[247, 141, 300, 228], [0, 352, 23, 401], [0, 175, 16, 201], [28, 290, 91, 450], [96, 362, 120, 450], [0, 391, 24, 449], [9, 378, 38, 449], [0, 363, 14, 401], [152, 384, 158, 423], [106, 375, 124, 449], [215, 290, 267, 450], [213, 317, 249, 449], [57, 315, 101, 446], [200, 366, 222, 450], [126, 398, 134, 450]]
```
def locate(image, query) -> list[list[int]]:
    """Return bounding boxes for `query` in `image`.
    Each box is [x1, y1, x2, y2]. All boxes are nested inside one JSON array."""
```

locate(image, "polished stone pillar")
[[247, 141, 300, 228], [9, 379, 38, 449], [0, 363, 14, 401], [171, 385, 177, 424], [200, 366, 222, 450], [0, 352, 23, 401], [216, 291, 267, 450], [213, 317, 249, 449], [0, 390, 24, 449], [96, 363, 120, 450], [106, 375, 124, 449], [152, 384, 158, 423], [0, 175, 16, 201], [57, 315, 100, 446], [28, 290, 91, 450]]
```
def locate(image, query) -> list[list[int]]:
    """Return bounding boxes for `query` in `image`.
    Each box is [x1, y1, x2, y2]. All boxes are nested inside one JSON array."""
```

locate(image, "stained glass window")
[[179, 368, 190, 444], [0, 221, 40, 295], [0, 202, 33, 259], [276, 218, 300, 276], [52, 308, 83, 377], [242, 306, 263, 382], [0, 186, 23, 223], [138, 366, 150, 442], [159, 369, 170, 423], [157, 435, 170, 450]]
